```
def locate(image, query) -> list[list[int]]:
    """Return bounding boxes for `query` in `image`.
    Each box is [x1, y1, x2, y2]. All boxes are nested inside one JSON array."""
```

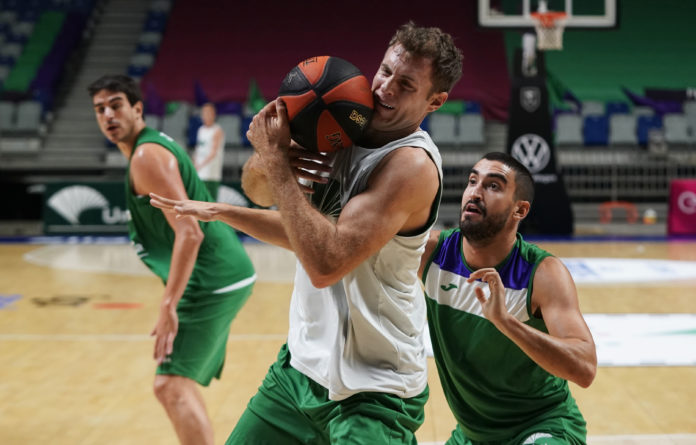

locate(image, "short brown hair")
[[389, 21, 463, 94], [87, 74, 143, 106]]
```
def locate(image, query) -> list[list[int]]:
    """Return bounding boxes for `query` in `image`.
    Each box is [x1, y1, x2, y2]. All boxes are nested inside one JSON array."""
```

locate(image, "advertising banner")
[[43, 182, 253, 235], [507, 49, 573, 235]]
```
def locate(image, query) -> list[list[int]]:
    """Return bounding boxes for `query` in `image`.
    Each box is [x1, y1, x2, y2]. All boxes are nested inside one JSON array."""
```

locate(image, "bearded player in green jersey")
[[419, 152, 596, 444], [88, 75, 256, 445]]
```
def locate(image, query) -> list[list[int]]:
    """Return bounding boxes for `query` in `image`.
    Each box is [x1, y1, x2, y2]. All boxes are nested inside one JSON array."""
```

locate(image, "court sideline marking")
[[0, 333, 286, 341]]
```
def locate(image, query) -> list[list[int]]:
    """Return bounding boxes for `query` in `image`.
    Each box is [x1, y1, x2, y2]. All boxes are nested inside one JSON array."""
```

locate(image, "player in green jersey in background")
[[419, 151, 596, 444], [88, 75, 255, 445]]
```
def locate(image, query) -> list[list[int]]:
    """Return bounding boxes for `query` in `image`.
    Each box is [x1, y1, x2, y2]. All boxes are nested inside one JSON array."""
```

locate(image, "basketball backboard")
[[478, 0, 618, 29]]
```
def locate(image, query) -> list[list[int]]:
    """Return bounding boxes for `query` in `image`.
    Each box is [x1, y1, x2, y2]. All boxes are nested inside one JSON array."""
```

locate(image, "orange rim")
[[530, 11, 567, 28]]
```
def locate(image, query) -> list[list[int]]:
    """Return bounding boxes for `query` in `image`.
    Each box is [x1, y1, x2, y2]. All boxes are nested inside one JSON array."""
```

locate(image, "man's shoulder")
[[137, 127, 179, 147], [382, 130, 441, 170], [130, 140, 178, 174], [373, 147, 439, 188], [517, 234, 554, 263]]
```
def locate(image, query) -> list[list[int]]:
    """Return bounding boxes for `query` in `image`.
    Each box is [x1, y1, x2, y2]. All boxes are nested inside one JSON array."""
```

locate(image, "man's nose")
[[467, 185, 483, 201], [379, 77, 395, 96], [104, 107, 114, 118]]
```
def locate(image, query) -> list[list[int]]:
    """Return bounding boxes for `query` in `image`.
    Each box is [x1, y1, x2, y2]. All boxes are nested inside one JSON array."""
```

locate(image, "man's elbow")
[[573, 358, 597, 388], [179, 225, 204, 245], [241, 175, 275, 207], [305, 265, 343, 289]]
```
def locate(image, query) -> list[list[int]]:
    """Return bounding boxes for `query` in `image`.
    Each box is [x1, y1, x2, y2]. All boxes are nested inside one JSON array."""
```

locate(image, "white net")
[[532, 13, 567, 50]]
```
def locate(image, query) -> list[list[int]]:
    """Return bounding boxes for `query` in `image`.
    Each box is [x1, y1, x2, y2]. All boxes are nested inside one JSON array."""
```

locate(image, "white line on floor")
[[0, 333, 286, 342]]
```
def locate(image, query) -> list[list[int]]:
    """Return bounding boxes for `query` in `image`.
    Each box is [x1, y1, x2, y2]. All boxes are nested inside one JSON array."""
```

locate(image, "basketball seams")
[[283, 90, 319, 121], [297, 55, 330, 85], [278, 55, 373, 152], [312, 57, 362, 97], [320, 76, 373, 108], [316, 110, 350, 152]]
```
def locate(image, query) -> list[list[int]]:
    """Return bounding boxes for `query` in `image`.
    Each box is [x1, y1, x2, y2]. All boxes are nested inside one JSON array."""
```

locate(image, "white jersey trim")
[[425, 267, 529, 322], [212, 273, 257, 294]]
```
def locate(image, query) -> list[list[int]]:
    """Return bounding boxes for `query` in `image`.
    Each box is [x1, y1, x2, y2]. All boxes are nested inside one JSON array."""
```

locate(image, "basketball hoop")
[[530, 11, 567, 50]]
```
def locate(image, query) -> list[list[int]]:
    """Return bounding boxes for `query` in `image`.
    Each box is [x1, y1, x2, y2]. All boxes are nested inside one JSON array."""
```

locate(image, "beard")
[[459, 202, 511, 244]]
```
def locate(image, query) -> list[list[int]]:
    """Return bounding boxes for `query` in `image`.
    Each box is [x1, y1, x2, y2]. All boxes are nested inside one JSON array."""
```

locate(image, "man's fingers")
[[153, 334, 162, 361], [149, 198, 173, 212], [289, 157, 333, 173], [275, 99, 289, 127], [295, 169, 329, 184], [474, 286, 486, 304], [149, 193, 176, 205], [258, 99, 277, 116], [299, 184, 315, 194], [287, 146, 326, 161], [467, 267, 498, 282], [166, 332, 175, 356]]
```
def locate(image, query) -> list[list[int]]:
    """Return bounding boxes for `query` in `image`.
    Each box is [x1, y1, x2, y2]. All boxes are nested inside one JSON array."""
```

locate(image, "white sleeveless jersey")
[[288, 129, 443, 401], [194, 123, 225, 181]]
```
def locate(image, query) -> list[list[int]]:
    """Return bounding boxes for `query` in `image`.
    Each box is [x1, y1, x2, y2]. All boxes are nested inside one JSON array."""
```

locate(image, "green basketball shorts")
[[226, 344, 428, 445], [156, 283, 253, 386]]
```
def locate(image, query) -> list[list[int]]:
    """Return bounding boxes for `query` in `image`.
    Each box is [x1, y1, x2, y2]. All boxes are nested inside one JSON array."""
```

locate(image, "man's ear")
[[134, 100, 144, 119], [427, 92, 448, 113], [513, 200, 531, 222]]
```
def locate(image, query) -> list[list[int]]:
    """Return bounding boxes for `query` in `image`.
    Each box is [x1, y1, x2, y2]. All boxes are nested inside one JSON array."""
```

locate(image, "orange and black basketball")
[[278, 56, 374, 152]]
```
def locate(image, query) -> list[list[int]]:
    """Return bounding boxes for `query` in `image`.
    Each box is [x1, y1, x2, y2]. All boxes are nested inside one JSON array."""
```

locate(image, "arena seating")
[[551, 98, 696, 148], [126, 1, 170, 81], [0, 0, 97, 140]]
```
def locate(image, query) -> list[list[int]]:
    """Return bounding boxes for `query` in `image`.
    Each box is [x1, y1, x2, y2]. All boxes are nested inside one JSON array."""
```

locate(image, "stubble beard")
[[459, 205, 511, 245]]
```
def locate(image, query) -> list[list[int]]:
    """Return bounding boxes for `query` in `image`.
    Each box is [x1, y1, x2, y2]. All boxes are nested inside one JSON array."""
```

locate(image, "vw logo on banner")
[[511, 133, 551, 174], [520, 87, 541, 113]]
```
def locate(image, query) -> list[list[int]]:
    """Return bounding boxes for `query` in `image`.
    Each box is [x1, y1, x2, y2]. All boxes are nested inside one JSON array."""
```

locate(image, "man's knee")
[[153, 375, 192, 406]]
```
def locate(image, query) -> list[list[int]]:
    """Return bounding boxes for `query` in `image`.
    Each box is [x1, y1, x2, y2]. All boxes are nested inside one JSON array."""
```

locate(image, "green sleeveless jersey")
[[125, 127, 255, 298], [422, 228, 586, 441]]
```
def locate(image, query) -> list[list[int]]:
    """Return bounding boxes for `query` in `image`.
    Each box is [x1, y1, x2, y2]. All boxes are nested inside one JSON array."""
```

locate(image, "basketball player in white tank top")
[[148, 22, 464, 444], [193, 103, 224, 199]]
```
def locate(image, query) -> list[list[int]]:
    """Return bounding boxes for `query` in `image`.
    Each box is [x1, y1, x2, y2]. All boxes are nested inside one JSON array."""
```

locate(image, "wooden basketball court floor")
[[0, 238, 695, 444]]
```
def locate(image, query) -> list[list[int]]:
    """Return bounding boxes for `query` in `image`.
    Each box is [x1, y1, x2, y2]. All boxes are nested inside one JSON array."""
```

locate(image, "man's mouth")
[[463, 202, 484, 216], [106, 124, 119, 132], [375, 96, 395, 110]]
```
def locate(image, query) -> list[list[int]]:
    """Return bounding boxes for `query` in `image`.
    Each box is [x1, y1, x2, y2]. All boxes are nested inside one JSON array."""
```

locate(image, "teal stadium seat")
[[0, 100, 16, 130], [457, 114, 485, 145], [428, 113, 458, 145], [663, 113, 690, 145], [14, 100, 42, 133], [609, 114, 637, 145], [555, 113, 583, 146]]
